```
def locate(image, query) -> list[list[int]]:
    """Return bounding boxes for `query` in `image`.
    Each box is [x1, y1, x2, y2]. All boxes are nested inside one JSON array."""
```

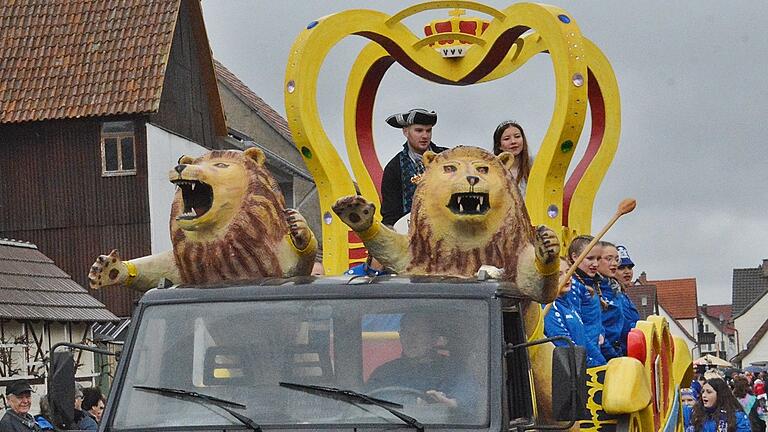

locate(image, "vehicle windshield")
[[111, 297, 490, 429]]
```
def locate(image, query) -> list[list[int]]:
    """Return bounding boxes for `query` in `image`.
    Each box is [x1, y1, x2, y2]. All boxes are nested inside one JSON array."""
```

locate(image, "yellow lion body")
[[89, 148, 316, 291]]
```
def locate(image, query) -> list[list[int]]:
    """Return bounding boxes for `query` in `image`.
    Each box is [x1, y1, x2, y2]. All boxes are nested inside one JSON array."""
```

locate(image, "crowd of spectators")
[[1, 379, 106, 431], [682, 369, 766, 432]]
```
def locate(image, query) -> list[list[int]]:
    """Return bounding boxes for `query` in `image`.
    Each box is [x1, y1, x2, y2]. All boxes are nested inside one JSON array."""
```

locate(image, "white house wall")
[[145, 123, 208, 254], [741, 333, 768, 366], [678, 318, 695, 336], [700, 314, 737, 359], [734, 294, 768, 348], [657, 306, 697, 354]]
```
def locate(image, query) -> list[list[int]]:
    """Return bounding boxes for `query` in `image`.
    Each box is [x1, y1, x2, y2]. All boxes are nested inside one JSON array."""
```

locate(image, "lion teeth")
[[191, 182, 195, 191], [479, 196, 483, 205], [459, 203, 464, 212]]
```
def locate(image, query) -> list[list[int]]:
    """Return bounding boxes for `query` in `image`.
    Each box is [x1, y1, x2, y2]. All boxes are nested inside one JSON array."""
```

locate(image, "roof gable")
[[0, 0, 180, 124], [658, 303, 695, 342], [648, 277, 699, 320], [731, 265, 768, 316], [733, 317, 768, 362], [0, 238, 117, 322], [213, 60, 293, 143], [700, 303, 735, 335]]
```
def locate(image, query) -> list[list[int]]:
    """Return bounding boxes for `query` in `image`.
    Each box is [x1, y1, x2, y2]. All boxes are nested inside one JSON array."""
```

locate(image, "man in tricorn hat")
[[380, 108, 447, 226], [1, 379, 41, 431]]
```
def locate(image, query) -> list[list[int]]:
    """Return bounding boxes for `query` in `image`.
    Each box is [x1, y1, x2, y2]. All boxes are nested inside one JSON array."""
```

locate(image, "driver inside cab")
[[366, 312, 472, 407]]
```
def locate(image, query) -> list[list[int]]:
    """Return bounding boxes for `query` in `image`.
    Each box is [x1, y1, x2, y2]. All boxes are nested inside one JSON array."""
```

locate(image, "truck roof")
[[137, 275, 526, 305]]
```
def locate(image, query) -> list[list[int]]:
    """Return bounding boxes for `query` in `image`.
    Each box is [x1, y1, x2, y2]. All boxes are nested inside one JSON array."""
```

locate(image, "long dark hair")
[[492, 121, 531, 184], [691, 378, 745, 432]]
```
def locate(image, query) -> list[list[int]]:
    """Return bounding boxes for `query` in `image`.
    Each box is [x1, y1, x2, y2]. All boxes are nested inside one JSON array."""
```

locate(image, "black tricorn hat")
[[5, 379, 33, 396], [386, 108, 437, 128]]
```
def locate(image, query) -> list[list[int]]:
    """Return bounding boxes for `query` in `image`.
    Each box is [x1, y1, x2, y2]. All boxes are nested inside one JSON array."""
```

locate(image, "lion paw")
[[284, 208, 312, 251], [332, 195, 375, 232], [88, 249, 128, 289], [534, 225, 560, 267]]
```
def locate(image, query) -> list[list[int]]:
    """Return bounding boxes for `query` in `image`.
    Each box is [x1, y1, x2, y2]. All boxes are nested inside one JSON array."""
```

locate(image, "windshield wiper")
[[134, 385, 262, 431], [279, 381, 423, 431]]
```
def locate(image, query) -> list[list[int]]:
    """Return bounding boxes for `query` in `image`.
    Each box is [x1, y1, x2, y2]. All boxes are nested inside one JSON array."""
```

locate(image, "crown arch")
[[285, 1, 620, 273]]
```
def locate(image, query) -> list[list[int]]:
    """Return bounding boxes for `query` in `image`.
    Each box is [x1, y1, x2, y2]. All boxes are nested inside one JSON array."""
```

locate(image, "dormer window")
[[101, 121, 136, 176]]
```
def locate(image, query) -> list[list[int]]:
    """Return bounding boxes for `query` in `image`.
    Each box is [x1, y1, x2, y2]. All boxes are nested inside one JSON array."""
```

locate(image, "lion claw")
[[88, 249, 127, 290], [284, 208, 311, 250], [534, 225, 560, 266], [332, 195, 375, 232]]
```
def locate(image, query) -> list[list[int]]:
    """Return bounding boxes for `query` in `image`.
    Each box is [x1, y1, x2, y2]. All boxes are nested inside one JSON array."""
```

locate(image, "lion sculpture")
[[88, 147, 317, 291], [333, 145, 561, 420], [332, 146, 559, 299]]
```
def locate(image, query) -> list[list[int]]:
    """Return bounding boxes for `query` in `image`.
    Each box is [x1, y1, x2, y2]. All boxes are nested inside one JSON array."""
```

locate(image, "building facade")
[[0, 239, 117, 408]]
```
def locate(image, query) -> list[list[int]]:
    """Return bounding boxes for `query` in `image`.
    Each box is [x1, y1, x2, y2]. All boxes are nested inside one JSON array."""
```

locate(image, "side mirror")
[[551, 345, 589, 421], [48, 351, 75, 429], [47, 342, 117, 429]]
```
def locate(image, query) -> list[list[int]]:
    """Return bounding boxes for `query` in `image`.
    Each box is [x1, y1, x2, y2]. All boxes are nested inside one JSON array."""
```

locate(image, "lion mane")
[[170, 149, 289, 284], [407, 146, 533, 279]]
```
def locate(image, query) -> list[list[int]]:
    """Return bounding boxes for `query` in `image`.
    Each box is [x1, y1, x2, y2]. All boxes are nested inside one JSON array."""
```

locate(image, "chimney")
[[763, 259, 768, 277], [639, 271, 648, 285]]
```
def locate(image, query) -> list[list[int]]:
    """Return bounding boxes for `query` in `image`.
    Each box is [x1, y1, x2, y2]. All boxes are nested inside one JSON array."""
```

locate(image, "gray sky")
[[201, 1, 768, 305]]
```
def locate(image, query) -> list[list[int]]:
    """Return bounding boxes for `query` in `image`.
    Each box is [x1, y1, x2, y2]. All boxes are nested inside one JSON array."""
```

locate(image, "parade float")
[[283, 1, 692, 431], [68, 2, 692, 431]]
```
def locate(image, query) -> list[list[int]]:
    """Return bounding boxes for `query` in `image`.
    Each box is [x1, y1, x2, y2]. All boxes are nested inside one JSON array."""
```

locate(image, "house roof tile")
[[213, 59, 293, 143], [647, 277, 699, 320], [731, 265, 768, 317], [0, 238, 118, 322], [0, 0, 180, 124]]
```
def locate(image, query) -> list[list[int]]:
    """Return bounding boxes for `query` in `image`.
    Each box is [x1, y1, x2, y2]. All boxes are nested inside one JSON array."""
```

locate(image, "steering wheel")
[[366, 386, 426, 404]]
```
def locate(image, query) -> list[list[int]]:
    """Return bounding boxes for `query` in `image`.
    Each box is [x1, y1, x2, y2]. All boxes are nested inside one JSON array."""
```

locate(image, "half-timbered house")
[[0, 238, 117, 406], [0, 0, 229, 316]]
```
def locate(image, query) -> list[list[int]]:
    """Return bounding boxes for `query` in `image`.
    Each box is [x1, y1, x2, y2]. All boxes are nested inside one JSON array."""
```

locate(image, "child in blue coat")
[[688, 378, 751, 432], [615, 245, 640, 354], [566, 236, 607, 367], [597, 241, 624, 360], [545, 257, 606, 368]]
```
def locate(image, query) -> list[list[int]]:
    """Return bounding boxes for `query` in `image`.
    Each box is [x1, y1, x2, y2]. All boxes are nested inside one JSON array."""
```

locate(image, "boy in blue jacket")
[[545, 257, 606, 368]]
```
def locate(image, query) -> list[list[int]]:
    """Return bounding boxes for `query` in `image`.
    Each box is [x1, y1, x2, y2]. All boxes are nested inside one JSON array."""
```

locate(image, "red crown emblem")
[[423, 8, 490, 47]]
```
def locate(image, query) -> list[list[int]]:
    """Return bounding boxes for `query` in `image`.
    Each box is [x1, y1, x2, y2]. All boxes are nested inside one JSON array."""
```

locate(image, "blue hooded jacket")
[[684, 409, 751, 432], [598, 275, 624, 360], [569, 270, 605, 360], [618, 290, 640, 354], [545, 295, 606, 367]]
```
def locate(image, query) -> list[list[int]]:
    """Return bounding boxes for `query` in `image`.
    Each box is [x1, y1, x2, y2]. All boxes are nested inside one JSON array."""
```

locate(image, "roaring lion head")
[[408, 146, 533, 276], [168, 147, 289, 283]]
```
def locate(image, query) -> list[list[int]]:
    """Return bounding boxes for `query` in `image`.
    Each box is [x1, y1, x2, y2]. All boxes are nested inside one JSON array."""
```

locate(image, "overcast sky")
[[200, 1, 768, 305]]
